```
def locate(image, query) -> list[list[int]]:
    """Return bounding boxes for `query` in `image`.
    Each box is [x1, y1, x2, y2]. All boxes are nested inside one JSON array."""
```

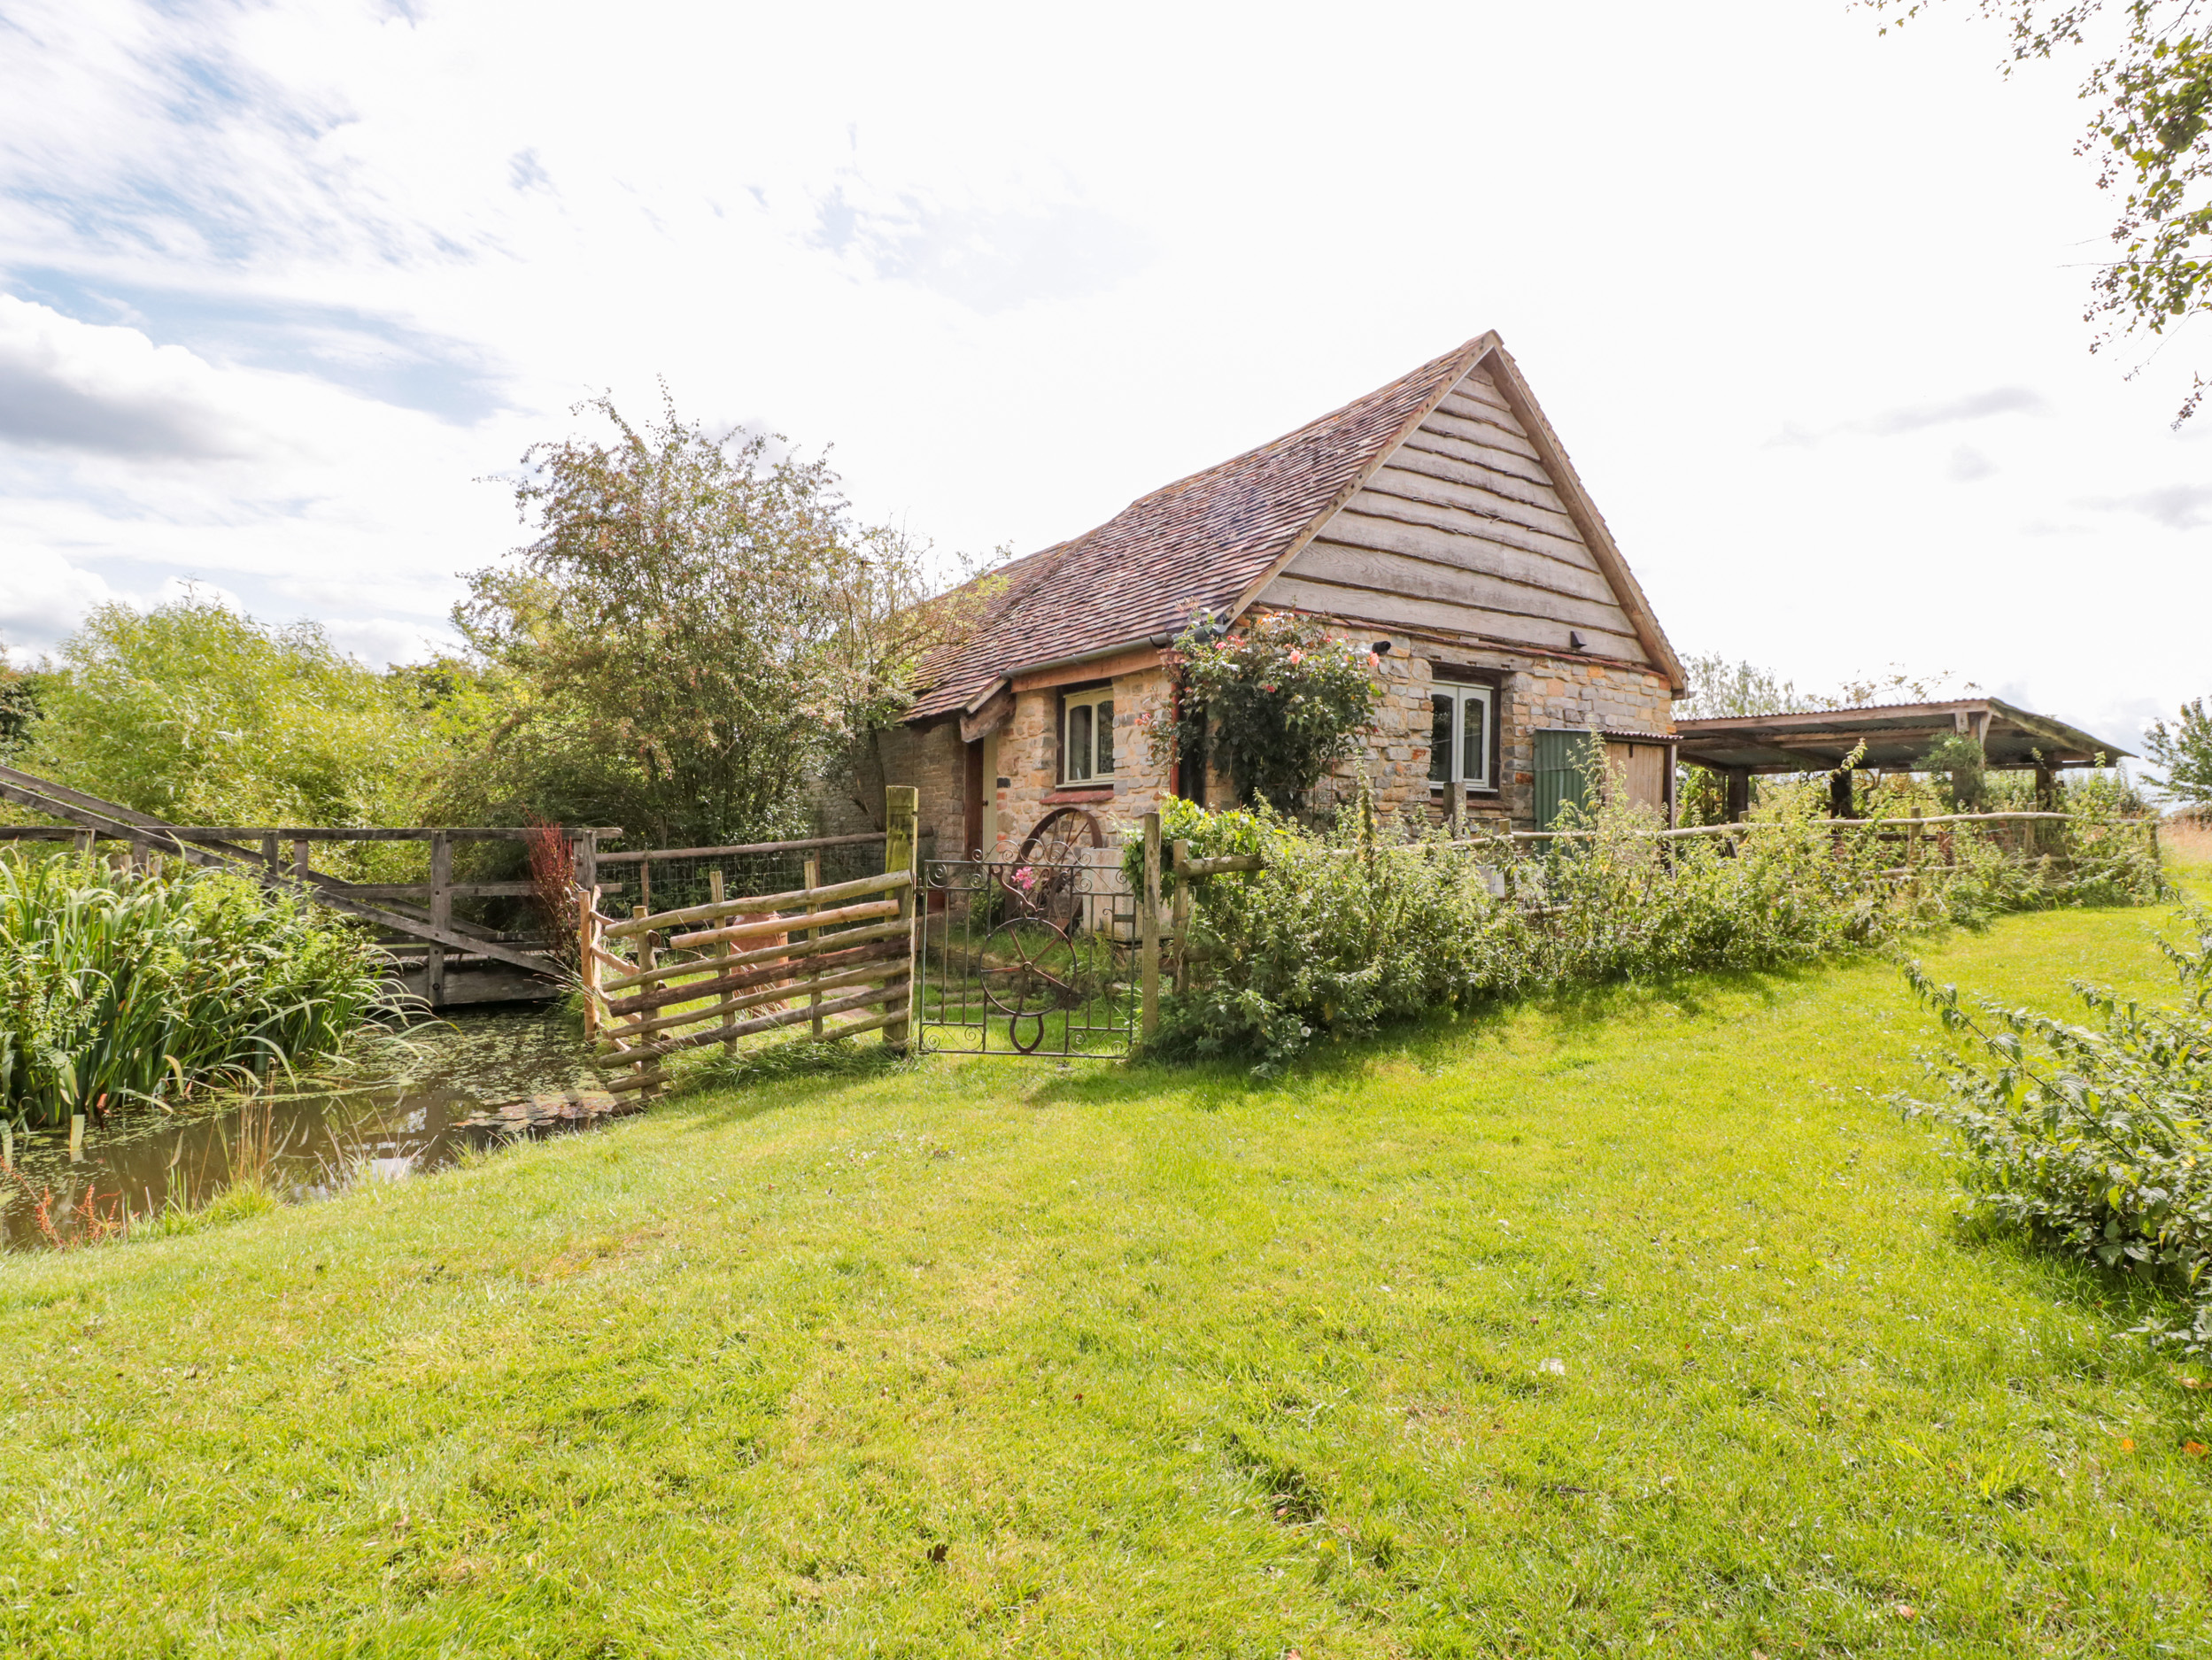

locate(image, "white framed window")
[[1062, 686, 1116, 782], [1427, 681, 1495, 790]]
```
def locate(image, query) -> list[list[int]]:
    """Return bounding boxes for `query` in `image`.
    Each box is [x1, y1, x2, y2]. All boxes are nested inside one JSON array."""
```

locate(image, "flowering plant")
[[1150, 611, 1381, 812]]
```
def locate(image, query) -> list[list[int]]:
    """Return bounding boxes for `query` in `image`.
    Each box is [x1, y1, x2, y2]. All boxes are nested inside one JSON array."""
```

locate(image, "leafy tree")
[[1674, 653, 1827, 720], [19, 597, 442, 828], [2146, 696, 2212, 802], [1872, 0, 2212, 421], [1150, 612, 1382, 813], [0, 640, 41, 760], [452, 390, 987, 847]]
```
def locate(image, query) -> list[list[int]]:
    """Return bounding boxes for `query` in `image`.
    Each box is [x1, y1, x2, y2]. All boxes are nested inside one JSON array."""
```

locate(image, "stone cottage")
[[817, 330, 1687, 861]]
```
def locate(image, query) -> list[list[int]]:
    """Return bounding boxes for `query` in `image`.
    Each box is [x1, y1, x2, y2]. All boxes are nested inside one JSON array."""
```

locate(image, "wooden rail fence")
[[579, 788, 923, 1096]]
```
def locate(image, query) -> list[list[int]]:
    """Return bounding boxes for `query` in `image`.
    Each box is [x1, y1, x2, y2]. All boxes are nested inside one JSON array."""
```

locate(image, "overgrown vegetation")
[[1898, 899, 2212, 1354], [13, 596, 452, 832], [1149, 773, 2163, 1070], [0, 852, 397, 1128]]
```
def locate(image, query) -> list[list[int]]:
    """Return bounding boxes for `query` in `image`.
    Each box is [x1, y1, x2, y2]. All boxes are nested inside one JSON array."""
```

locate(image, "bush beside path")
[[3, 892, 2210, 1656]]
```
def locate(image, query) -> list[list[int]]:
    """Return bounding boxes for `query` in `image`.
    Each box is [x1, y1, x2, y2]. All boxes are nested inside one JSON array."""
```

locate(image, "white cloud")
[[0, 293, 264, 459], [0, 0, 2201, 737]]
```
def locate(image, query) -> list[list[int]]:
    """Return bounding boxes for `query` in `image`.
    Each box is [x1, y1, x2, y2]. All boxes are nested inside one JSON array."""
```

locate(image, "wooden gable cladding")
[[1263, 367, 1651, 665]]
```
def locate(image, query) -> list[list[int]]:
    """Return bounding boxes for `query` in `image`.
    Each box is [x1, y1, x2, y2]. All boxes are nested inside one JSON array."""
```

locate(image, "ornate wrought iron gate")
[[917, 848, 1141, 1059]]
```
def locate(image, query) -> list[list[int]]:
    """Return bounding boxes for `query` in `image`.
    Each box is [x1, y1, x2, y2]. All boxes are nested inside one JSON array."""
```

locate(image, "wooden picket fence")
[[577, 788, 922, 1097]]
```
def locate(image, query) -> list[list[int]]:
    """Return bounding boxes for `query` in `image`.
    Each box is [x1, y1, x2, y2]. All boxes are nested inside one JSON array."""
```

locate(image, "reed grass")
[[0, 850, 399, 1128]]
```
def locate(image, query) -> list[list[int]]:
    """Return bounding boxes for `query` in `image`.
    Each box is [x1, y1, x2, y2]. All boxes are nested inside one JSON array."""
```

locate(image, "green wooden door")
[[1533, 730, 1600, 830]]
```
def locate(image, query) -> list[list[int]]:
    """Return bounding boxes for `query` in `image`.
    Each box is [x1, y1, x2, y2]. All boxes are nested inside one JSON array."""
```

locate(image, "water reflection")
[[2, 1008, 604, 1249]]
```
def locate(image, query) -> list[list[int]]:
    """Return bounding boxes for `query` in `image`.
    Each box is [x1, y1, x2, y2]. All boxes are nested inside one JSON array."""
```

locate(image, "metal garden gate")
[[917, 818, 1144, 1059]]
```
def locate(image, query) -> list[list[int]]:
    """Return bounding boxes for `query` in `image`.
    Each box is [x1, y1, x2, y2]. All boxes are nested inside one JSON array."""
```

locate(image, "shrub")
[[1150, 613, 1382, 813], [1142, 774, 2164, 1071], [0, 852, 398, 1127], [1894, 903, 2212, 1355]]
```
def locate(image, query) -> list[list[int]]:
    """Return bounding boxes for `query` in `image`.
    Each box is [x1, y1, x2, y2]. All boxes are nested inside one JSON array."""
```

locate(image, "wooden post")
[[575, 830, 599, 898], [632, 903, 661, 1098], [71, 829, 92, 856], [291, 838, 311, 885], [578, 885, 601, 1040], [1140, 810, 1162, 1046], [1726, 768, 1752, 826], [708, 869, 737, 1055], [639, 856, 652, 916], [885, 786, 919, 1054], [1169, 838, 1192, 989], [803, 855, 824, 1038], [426, 830, 452, 1010]]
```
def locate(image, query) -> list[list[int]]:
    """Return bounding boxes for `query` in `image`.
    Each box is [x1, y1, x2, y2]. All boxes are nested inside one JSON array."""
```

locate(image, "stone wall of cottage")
[[982, 664, 1177, 861], [811, 630, 1674, 858], [1306, 633, 1675, 833]]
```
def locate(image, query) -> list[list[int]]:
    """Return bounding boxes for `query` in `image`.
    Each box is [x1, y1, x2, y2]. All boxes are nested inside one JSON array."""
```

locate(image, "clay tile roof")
[[904, 335, 1494, 722]]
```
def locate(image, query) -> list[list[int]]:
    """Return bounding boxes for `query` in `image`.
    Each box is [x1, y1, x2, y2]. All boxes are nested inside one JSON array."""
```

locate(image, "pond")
[[0, 1007, 620, 1250]]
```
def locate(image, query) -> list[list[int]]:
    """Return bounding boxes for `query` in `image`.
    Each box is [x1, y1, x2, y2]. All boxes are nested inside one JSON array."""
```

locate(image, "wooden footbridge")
[[0, 763, 909, 1011], [0, 762, 598, 1007]]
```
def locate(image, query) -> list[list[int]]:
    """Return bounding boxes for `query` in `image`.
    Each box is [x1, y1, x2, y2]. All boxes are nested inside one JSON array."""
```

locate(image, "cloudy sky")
[[2, 0, 2204, 754]]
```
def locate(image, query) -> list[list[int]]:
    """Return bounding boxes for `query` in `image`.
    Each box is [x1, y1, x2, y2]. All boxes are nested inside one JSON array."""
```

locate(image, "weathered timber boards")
[[605, 938, 905, 1018], [1450, 370, 1513, 411], [1380, 441, 1571, 518], [1300, 523, 1613, 619], [604, 962, 902, 1044], [1356, 459, 1582, 544], [1396, 426, 1554, 489], [1280, 544, 1644, 636], [606, 868, 909, 938], [592, 979, 909, 1065], [1315, 498, 1600, 583], [1423, 405, 1542, 462], [1312, 501, 1609, 587], [668, 895, 898, 954], [1260, 576, 1646, 660], [598, 917, 909, 994]]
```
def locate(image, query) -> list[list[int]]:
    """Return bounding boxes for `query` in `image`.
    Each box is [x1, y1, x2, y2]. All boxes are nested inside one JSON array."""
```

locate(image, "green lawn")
[[5, 881, 2211, 1656]]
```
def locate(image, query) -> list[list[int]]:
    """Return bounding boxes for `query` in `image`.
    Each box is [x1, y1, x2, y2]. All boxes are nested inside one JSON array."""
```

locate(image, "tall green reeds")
[[0, 852, 398, 1127]]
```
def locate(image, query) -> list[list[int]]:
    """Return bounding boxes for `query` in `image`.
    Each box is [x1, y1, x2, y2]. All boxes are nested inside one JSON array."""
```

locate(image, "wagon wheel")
[[979, 917, 1084, 1015], [1015, 807, 1103, 869], [1008, 807, 1103, 926]]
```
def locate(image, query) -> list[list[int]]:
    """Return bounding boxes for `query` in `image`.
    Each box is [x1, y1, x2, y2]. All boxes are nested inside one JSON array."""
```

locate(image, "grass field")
[[4, 862, 2210, 1656]]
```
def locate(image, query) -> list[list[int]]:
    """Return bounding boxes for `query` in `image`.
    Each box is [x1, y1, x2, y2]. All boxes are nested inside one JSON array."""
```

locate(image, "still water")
[[1, 1008, 612, 1250]]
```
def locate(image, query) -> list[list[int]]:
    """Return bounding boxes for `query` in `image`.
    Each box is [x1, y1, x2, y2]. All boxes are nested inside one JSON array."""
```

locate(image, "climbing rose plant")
[[1150, 612, 1381, 811]]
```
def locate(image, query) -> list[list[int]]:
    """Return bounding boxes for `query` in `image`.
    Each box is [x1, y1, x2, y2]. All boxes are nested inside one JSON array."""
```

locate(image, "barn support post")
[[1828, 768, 1856, 822], [884, 785, 919, 1054], [1725, 768, 1752, 827]]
